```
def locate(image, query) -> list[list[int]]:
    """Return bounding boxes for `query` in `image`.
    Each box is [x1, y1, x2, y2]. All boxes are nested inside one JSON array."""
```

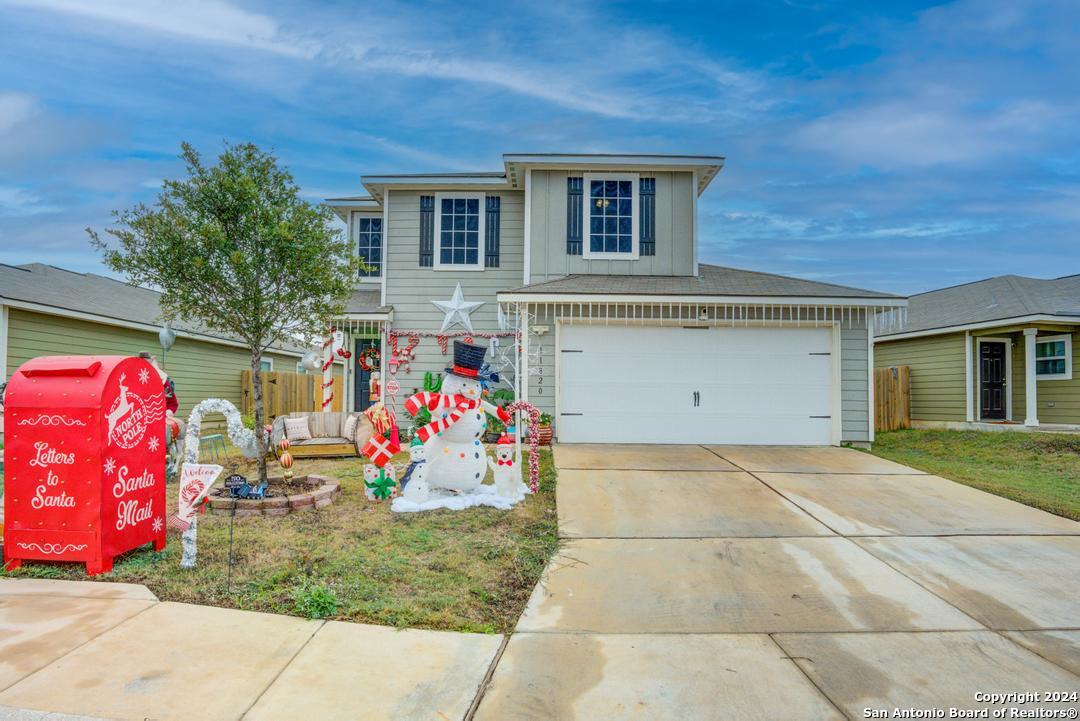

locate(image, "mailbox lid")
[[5, 356, 130, 410]]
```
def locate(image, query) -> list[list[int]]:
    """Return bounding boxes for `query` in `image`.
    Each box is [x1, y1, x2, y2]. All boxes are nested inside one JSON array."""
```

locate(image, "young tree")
[[91, 142, 362, 482]]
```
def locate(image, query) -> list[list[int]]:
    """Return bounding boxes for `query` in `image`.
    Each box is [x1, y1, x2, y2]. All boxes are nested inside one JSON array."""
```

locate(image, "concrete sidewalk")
[[0, 578, 502, 720], [472, 444, 1080, 720], [3, 444, 1079, 720]]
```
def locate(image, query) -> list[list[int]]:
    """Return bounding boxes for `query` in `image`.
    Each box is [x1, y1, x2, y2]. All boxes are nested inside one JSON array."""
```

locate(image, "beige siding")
[[381, 190, 525, 412], [528, 170, 696, 283], [875, 332, 967, 422], [4, 309, 302, 428]]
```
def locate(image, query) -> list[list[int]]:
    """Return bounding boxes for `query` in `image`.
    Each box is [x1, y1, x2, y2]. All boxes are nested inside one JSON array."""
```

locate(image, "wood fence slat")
[[240, 370, 321, 418], [874, 365, 910, 432]]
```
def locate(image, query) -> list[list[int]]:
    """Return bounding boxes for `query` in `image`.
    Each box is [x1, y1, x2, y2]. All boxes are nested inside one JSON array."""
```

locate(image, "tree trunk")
[[251, 351, 268, 483]]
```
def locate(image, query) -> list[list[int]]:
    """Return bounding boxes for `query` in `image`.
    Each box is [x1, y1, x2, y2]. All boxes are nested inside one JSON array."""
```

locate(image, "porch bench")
[[270, 411, 374, 459]]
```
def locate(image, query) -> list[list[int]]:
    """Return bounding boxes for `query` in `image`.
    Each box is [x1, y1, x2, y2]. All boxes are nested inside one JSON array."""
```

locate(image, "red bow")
[[497, 459, 513, 466]]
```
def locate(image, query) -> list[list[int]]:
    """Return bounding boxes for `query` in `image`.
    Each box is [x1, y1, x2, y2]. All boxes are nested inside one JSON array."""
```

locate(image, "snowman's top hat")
[[446, 340, 487, 380]]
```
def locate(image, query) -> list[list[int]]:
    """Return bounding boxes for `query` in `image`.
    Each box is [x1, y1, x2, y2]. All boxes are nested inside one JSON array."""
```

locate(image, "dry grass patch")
[[1, 449, 559, 633]]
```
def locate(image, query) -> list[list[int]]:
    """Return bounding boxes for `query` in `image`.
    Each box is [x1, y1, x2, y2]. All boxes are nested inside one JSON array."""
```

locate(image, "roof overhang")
[[503, 153, 725, 195], [0, 297, 312, 358], [359, 175, 510, 203], [497, 291, 906, 307], [875, 314, 1080, 342], [324, 196, 381, 222]]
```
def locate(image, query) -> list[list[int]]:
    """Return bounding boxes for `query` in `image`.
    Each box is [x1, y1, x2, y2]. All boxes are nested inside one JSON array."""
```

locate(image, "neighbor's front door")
[[980, 341, 1007, 420]]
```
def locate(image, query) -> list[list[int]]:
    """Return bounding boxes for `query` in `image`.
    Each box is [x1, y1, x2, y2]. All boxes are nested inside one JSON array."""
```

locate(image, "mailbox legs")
[[86, 555, 114, 576]]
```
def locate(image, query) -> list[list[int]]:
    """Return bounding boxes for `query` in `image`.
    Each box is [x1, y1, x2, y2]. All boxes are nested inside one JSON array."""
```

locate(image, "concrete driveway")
[[474, 444, 1080, 720]]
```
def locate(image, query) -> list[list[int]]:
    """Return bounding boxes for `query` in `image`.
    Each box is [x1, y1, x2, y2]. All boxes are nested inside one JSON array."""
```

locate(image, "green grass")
[[1, 449, 560, 633], [869, 430, 1080, 520]]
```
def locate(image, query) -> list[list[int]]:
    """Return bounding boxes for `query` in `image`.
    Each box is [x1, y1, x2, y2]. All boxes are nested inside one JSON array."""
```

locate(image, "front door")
[[353, 338, 378, 413], [979, 342, 1007, 420]]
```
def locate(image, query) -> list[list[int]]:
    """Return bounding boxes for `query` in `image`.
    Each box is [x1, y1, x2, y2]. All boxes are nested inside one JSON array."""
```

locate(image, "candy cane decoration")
[[506, 400, 542, 493], [321, 327, 335, 411]]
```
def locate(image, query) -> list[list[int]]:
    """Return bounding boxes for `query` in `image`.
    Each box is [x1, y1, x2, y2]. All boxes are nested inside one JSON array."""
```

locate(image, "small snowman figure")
[[489, 434, 523, 500], [399, 436, 427, 493], [400, 454, 431, 504]]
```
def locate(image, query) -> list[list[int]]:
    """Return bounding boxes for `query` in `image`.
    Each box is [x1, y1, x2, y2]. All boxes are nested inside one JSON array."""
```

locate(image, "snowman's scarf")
[[405, 391, 480, 443]]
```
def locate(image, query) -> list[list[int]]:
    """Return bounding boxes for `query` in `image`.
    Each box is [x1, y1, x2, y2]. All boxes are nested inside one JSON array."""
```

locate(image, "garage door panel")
[[558, 325, 836, 445]]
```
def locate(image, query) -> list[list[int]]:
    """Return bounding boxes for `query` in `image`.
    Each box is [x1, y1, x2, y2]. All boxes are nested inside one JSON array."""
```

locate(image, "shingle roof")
[[504, 264, 902, 300], [0, 263, 309, 354], [343, 287, 387, 314], [879, 274, 1080, 337]]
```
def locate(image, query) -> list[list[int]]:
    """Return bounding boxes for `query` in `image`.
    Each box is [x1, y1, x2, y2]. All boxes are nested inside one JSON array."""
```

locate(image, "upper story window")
[[583, 172, 638, 260], [435, 192, 485, 270], [1035, 335, 1072, 380], [356, 216, 382, 278]]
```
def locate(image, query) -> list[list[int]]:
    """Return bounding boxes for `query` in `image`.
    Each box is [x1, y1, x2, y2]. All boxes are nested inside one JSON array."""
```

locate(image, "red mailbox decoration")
[[3, 355, 167, 575]]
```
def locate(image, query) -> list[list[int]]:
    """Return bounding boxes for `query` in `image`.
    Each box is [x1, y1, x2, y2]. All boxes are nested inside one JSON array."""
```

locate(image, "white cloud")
[[0, 185, 60, 216], [0, 92, 37, 133], [1, 0, 319, 57]]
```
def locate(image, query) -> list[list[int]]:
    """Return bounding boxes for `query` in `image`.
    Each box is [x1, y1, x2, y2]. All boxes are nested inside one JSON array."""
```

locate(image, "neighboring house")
[[327, 153, 906, 446], [0, 263, 338, 435], [875, 274, 1080, 430]]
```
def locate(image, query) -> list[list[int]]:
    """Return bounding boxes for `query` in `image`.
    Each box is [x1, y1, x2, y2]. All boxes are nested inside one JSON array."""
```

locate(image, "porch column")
[[1023, 328, 1039, 426]]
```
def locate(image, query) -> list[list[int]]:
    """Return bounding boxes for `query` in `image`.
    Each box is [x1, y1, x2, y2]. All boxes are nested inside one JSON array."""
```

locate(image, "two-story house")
[[327, 153, 906, 446]]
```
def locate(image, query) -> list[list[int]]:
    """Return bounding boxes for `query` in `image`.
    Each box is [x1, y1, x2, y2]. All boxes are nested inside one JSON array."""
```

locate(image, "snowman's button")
[[459, 452, 465, 458]]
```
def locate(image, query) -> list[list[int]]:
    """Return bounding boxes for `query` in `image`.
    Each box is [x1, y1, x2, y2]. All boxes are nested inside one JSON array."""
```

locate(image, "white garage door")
[[557, 325, 835, 445]]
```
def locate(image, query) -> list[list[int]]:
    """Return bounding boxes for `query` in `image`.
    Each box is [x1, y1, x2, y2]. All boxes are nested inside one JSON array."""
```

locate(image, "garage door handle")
[[692, 391, 700, 407]]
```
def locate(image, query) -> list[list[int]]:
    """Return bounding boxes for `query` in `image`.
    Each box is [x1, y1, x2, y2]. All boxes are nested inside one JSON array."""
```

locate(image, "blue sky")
[[0, 0, 1077, 294]]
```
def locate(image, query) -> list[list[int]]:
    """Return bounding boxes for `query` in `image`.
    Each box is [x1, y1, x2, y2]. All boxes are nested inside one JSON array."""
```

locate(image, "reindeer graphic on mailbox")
[[3, 355, 167, 575]]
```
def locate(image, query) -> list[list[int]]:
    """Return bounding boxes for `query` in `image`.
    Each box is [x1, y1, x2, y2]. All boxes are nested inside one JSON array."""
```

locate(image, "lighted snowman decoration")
[[405, 341, 510, 492]]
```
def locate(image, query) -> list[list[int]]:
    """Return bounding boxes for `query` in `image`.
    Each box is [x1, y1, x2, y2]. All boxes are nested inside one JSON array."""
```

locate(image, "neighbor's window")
[[1035, 335, 1072, 380], [260, 359, 273, 372], [356, 216, 382, 277], [435, 193, 484, 269], [583, 172, 638, 259]]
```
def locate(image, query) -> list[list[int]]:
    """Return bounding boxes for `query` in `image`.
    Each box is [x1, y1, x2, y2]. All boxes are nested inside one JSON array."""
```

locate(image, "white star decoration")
[[431, 282, 484, 333], [104, 457, 116, 475], [147, 436, 160, 453], [138, 368, 150, 384], [152, 517, 163, 533]]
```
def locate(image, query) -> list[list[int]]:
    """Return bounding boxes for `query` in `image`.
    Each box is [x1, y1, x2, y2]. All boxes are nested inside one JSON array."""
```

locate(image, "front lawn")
[[1, 450, 559, 634], [869, 430, 1080, 520]]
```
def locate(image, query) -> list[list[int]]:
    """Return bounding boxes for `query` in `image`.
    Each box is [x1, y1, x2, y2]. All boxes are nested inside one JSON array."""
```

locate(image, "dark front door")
[[353, 338, 378, 413], [980, 342, 1007, 420]]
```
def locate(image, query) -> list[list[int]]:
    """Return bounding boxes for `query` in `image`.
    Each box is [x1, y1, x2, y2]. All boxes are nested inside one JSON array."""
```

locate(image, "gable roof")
[[500, 264, 903, 302], [0, 263, 310, 356], [878, 274, 1080, 337]]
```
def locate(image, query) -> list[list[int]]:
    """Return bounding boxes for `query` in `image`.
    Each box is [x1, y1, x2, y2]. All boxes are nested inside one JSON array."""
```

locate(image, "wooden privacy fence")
[[240, 370, 342, 418], [874, 365, 911, 432]]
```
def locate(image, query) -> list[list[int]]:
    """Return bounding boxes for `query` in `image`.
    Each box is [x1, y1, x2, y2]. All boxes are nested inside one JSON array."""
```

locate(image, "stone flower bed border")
[[206, 475, 341, 518]]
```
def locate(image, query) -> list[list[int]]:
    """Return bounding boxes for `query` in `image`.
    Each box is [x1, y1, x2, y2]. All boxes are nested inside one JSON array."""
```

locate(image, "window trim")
[[433, 191, 487, 271], [582, 172, 639, 260], [354, 211, 383, 281], [1035, 333, 1072, 380]]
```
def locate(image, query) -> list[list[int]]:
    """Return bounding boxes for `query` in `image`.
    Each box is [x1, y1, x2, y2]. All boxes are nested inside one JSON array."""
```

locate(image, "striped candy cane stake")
[[322, 328, 335, 411]]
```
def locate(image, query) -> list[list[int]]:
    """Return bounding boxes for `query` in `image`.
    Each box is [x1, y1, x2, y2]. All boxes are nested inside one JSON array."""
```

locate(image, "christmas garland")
[[505, 400, 542, 493], [387, 330, 520, 361]]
